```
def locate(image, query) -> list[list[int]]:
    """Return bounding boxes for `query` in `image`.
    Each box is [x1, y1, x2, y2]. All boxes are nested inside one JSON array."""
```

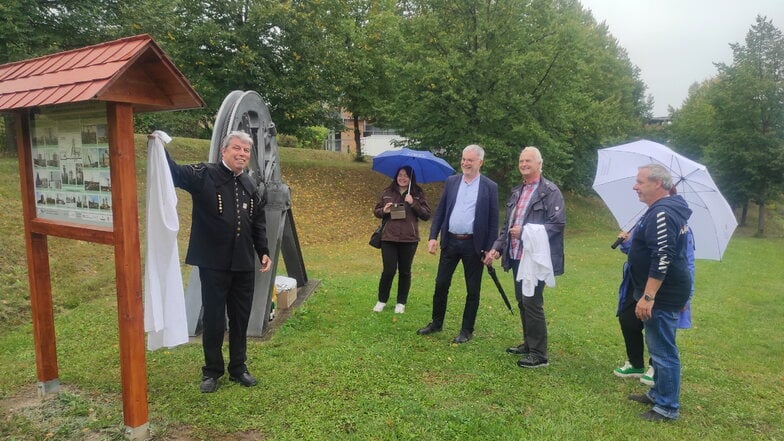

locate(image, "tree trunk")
[[740, 202, 749, 227], [353, 114, 363, 161], [3, 114, 16, 154], [756, 203, 766, 237]]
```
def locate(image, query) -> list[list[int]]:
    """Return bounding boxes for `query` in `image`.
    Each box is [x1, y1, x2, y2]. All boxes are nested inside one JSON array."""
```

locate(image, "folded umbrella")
[[486, 264, 513, 313]]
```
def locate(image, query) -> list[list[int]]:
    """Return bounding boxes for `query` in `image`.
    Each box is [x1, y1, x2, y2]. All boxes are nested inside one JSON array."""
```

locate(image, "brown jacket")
[[373, 187, 431, 243]]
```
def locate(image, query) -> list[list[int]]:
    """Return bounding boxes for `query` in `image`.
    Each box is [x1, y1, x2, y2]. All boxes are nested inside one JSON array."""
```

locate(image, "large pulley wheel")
[[209, 90, 280, 190]]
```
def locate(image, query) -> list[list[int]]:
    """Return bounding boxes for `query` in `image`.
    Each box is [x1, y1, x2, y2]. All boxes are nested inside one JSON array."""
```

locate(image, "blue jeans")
[[644, 309, 681, 419]]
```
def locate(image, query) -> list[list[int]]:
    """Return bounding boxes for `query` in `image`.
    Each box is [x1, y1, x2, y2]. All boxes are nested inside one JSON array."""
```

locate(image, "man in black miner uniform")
[[165, 130, 272, 393]]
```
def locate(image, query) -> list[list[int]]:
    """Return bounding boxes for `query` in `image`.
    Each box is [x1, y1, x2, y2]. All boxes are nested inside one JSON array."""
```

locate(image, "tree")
[[708, 15, 784, 236], [382, 0, 649, 191]]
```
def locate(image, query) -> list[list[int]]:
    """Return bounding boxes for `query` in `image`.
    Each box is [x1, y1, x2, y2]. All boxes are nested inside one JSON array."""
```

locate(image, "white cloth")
[[515, 224, 555, 297], [144, 130, 188, 350]]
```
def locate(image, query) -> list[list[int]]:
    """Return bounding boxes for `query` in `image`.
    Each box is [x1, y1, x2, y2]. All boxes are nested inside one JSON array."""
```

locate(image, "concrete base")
[[124, 422, 150, 440], [36, 379, 60, 397]]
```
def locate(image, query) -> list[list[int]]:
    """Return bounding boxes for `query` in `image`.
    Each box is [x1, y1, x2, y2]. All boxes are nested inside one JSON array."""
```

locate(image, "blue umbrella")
[[372, 147, 455, 184]]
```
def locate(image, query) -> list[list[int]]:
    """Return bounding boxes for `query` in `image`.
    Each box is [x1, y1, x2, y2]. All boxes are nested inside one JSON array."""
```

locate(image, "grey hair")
[[521, 146, 543, 164], [221, 130, 254, 149], [464, 144, 485, 160], [640, 163, 673, 190]]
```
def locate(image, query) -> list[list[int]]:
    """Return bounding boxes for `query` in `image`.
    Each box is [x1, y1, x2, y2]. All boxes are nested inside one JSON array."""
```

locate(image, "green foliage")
[[668, 16, 784, 235], [276, 134, 298, 148], [293, 126, 331, 149], [382, 0, 649, 192], [710, 16, 784, 208], [134, 110, 214, 139], [2, 0, 652, 184]]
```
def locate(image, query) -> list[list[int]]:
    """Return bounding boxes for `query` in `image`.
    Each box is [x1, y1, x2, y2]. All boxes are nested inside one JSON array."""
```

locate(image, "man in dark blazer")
[[417, 144, 499, 344], [166, 130, 272, 393]]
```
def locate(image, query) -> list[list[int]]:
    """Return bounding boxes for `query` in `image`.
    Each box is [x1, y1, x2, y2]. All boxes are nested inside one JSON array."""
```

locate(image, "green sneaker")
[[613, 361, 645, 378], [640, 366, 655, 386]]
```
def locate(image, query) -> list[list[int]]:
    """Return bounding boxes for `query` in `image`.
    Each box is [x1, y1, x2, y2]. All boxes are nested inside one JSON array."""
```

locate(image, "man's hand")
[[635, 296, 653, 321], [260, 254, 272, 272], [427, 239, 438, 255], [482, 249, 498, 266]]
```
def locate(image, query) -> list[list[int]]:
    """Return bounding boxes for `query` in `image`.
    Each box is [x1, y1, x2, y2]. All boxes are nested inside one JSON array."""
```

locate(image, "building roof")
[[0, 34, 205, 112]]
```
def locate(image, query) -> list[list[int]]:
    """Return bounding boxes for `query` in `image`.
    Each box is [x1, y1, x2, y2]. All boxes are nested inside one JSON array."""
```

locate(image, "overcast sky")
[[579, 0, 784, 116]]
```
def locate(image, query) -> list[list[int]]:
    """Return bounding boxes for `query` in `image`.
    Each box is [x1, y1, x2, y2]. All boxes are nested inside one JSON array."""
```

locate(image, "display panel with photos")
[[30, 103, 113, 226]]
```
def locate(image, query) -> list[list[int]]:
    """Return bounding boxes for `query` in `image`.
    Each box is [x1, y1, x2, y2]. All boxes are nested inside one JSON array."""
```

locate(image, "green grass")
[[0, 138, 782, 440]]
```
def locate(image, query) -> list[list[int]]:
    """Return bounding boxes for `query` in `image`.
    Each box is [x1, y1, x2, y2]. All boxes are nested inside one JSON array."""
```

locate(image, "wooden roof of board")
[[0, 34, 204, 112]]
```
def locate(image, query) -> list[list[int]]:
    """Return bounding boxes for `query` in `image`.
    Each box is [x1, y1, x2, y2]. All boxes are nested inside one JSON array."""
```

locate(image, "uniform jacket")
[[166, 151, 269, 272], [429, 174, 499, 255], [492, 177, 565, 274], [628, 194, 692, 312], [373, 187, 432, 242]]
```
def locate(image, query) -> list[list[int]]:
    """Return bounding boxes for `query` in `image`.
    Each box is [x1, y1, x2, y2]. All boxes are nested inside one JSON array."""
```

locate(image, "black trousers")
[[510, 259, 548, 359], [378, 241, 419, 304], [199, 267, 255, 379], [431, 238, 484, 333], [618, 291, 645, 369]]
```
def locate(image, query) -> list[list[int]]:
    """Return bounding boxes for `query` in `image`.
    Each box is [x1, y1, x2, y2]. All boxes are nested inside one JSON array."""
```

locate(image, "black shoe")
[[229, 372, 258, 387], [416, 322, 442, 335], [506, 344, 528, 355], [199, 376, 218, 393], [452, 330, 473, 344], [517, 353, 549, 368], [639, 409, 674, 422], [628, 393, 655, 405]]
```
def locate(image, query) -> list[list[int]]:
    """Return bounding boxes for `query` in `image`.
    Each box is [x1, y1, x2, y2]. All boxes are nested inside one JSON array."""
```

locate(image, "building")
[[324, 111, 407, 157]]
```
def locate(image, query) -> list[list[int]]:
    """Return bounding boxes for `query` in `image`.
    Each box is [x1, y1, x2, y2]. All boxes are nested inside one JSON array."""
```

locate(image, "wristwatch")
[[643, 294, 655, 302]]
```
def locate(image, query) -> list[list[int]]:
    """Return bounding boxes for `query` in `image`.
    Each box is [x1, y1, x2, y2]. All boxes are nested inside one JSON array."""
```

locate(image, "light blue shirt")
[[448, 175, 480, 234]]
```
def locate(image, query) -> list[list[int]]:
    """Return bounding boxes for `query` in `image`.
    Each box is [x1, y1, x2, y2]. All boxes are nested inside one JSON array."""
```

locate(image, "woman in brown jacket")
[[372, 166, 431, 313]]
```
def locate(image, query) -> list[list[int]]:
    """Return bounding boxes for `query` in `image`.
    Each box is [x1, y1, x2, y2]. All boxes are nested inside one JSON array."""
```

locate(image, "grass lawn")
[[0, 138, 782, 440]]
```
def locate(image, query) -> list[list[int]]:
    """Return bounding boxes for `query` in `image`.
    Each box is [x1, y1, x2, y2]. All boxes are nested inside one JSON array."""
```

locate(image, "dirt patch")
[[0, 385, 269, 440]]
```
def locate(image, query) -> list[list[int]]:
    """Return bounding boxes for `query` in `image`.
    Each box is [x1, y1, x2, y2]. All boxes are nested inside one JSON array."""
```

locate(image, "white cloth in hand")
[[515, 224, 555, 297], [144, 130, 188, 350]]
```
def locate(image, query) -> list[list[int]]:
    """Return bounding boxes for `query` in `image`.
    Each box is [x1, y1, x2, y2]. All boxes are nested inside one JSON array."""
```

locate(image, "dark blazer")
[[429, 174, 499, 255], [492, 177, 565, 275], [166, 151, 269, 272]]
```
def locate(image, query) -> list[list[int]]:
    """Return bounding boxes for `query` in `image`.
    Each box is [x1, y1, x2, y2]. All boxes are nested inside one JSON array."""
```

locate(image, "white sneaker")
[[372, 302, 386, 312], [394, 303, 405, 314], [640, 366, 655, 386]]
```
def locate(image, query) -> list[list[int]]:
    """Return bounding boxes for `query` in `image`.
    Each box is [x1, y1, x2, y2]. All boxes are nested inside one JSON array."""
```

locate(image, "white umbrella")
[[593, 139, 738, 260]]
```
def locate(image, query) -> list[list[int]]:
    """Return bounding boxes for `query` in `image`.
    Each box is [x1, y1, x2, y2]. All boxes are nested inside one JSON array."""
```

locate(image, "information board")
[[29, 103, 112, 226]]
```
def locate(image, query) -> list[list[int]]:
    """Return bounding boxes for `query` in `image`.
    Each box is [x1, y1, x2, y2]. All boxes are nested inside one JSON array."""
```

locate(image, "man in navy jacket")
[[626, 164, 692, 422], [416, 144, 499, 344]]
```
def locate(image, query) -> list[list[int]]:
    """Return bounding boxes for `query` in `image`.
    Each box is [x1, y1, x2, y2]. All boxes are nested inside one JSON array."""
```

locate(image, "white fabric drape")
[[144, 130, 188, 350], [515, 224, 555, 297]]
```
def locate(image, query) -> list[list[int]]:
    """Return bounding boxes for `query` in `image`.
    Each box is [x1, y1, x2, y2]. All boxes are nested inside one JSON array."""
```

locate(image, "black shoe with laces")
[[416, 322, 442, 335], [229, 372, 258, 387], [627, 393, 655, 405], [639, 409, 674, 422], [517, 353, 549, 368], [452, 330, 473, 344], [506, 344, 528, 355], [200, 376, 218, 393]]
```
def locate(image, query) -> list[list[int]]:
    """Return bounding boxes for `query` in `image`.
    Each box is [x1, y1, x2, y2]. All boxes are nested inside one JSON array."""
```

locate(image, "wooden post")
[[15, 110, 60, 395], [107, 103, 149, 438]]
